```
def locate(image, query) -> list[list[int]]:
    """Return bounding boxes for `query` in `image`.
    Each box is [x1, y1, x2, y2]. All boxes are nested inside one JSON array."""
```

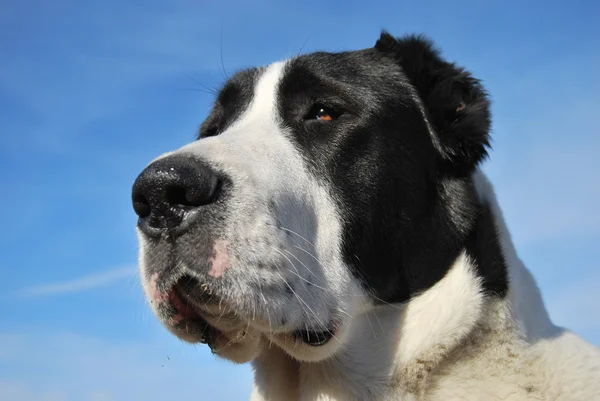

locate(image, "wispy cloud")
[[0, 329, 253, 401], [18, 267, 136, 298]]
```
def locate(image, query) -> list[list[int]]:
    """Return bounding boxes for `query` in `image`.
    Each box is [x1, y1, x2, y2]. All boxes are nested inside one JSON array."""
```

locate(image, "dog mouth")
[[168, 284, 206, 320], [166, 278, 213, 343], [172, 275, 218, 306], [292, 329, 335, 346], [162, 275, 336, 347]]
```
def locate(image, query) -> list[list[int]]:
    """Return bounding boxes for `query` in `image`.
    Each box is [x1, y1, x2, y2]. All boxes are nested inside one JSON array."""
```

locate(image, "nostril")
[[166, 175, 220, 209], [132, 194, 151, 218], [165, 186, 189, 208], [164, 179, 220, 209], [196, 176, 221, 205]]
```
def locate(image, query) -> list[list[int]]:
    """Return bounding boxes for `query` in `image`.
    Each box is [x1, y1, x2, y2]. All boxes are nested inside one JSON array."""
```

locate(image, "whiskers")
[[179, 72, 219, 96], [268, 244, 343, 344], [275, 225, 401, 340], [279, 226, 317, 248]]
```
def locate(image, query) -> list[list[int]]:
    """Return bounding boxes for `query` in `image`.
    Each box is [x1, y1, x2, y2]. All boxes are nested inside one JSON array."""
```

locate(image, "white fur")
[[138, 60, 600, 400], [139, 61, 368, 362], [249, 170, 600, 401]]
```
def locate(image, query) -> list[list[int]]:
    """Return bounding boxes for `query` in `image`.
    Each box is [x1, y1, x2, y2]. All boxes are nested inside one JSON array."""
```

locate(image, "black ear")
[[375, 32, 491, 174]]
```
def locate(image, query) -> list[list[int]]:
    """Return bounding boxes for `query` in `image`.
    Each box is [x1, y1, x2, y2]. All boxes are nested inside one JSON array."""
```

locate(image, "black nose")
[[132, 155, 220, 234]]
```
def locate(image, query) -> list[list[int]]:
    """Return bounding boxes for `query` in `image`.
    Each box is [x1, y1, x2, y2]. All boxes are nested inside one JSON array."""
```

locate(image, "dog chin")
[[163, 314, 263, 364], [141, 257, 359, 364], [161, 306, 351, 364]]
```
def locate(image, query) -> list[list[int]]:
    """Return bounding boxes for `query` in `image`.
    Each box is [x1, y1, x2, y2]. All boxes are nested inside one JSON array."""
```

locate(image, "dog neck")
[[250, 171, 557, 400]]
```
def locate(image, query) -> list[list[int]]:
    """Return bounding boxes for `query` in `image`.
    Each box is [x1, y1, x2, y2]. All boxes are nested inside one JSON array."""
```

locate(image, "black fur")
[[276, 32, 506, 302], [375, 32, 492, 176], [200, 32, 507, 303], [198, 67, 260, 139]]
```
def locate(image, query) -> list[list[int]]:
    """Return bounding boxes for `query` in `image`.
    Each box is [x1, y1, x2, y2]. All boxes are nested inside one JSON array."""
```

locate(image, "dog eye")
[[315, 107, 333, 121], [305, 103, 339, 122]]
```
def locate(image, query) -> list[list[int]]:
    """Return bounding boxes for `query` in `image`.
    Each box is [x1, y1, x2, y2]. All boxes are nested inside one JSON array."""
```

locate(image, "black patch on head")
[[198, 68, 260, 139], [275, 33, 506, 303], [375, 32, 492, 176]]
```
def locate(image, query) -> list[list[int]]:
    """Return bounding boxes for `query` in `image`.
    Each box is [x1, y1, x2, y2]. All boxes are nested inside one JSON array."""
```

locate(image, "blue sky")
[[0, 0, 599, 399]]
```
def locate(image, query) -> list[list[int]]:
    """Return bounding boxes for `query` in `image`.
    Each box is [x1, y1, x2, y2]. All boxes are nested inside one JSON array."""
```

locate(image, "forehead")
[[223, 48, 408, 103], [287, 49, 403, 82], [198, 48, 415, 139]]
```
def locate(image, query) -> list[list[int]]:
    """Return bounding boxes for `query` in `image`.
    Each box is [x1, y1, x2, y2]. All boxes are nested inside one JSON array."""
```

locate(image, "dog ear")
[[375, 32, 492, 175]]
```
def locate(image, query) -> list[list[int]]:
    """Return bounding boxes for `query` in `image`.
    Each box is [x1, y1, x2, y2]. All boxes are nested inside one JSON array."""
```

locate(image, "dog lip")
[[166, 282, 215, 344], [173, 316, 213, 344], [173, 274, 219, 306], [293, 328, 335, 346], [168, 285, 203, 319]]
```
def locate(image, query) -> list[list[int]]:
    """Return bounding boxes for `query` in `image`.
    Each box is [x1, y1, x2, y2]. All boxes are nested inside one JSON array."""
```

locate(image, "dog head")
[[132, 32, 491, 363]]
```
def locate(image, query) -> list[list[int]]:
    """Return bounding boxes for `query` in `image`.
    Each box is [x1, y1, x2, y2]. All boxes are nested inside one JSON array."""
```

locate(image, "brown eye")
[[316, 107, 333, 121], [305, 103, 339, 122]]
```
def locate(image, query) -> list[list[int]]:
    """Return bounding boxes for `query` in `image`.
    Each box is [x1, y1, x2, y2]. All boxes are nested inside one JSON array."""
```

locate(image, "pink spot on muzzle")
[[148, 272, 169, 305], [208, 239, 230, 278]]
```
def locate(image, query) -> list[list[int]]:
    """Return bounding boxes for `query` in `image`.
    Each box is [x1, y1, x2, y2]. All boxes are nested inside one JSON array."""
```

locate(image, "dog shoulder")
[[532, 330, 600, 399]]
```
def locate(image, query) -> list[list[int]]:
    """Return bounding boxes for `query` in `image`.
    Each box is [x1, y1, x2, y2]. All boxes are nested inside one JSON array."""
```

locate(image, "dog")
[[132, 32, 600, 400]]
